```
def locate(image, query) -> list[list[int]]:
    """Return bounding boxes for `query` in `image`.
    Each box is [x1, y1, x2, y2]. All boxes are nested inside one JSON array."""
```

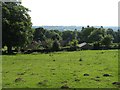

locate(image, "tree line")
[[32, 26, 119, 50], [2, 2, 120, 54]]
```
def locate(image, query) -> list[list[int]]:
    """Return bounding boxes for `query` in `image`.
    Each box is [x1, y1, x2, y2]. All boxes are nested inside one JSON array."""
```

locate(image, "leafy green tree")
[[52, 40, 60, 51], [106, 28, 117, 43], [93, 42, 100, 50], [76, 30, 83, 43], [118, 43, 120, 49], [2, 2, 33, 53], [45, 30, 53, 39], [101, 35, 113, 48], [51, 32, 61, 40], [33, 27, 46, 41], [62, 31, 73, 41], [88, 28, 105, 43], [107, 28, 114, 35], [117, 29, 120, 43], [81, 26, 95, 42], [69, 39, 78, 47], [51, 30, 62, 37], [44, 39, 53, 49], [25, 41, 40, 50], [113, 31, 118, 43]]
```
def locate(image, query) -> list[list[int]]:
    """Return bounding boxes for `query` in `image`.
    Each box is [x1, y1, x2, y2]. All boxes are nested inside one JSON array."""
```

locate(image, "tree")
[[88, 28, 105, 43], [45, 39, 54, 49], [93, 42, 100, 50], [52, 40, 60, 51], [51, 32, 61, 40], [107, 28, 114, 35], [69, 39, 78, 47], [113, 31, 118, 43], [116, 29, 120, 43], [45, 30, 53, 39], [62, 31, 73, 41], [2, 2, 33, 53], [33, 27, 46, 41], [81, 26, 95, 42], [101, 35, 113, 48]]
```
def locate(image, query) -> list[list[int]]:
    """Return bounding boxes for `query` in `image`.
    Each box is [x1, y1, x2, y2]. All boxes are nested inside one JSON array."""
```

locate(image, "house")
[[77, 42, 93, 50]]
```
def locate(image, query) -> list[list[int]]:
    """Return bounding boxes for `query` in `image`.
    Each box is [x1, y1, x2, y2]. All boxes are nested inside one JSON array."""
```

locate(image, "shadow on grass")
[[2, 51, 17, 55]]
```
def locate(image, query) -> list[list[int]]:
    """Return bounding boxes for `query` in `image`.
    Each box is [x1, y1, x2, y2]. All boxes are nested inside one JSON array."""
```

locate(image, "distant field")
[[2, 50, 118, 88]]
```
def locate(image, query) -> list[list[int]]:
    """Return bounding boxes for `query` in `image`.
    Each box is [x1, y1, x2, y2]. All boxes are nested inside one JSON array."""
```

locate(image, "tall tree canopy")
[[33, 27, 46, 41], [88, 28, 105, 43], [2, 2, 33, 53], [81, 26, 95, 42], [101, 34, 113, 48]]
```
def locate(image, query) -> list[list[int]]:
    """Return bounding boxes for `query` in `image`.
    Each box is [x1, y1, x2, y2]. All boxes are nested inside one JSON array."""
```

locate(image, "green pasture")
[[2, 50, 118, 88]]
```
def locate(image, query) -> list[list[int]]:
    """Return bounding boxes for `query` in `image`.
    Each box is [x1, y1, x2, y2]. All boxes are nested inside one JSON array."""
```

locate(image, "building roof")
[[78, 42, 87, 47]]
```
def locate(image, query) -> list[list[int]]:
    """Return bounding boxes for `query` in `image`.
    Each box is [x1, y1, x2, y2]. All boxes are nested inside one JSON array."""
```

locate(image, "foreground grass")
[[2, 50, 118, 88]]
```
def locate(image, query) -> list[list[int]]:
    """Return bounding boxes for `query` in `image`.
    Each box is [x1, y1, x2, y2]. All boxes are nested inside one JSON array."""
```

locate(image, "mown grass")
[[2, 50, 118, 88]]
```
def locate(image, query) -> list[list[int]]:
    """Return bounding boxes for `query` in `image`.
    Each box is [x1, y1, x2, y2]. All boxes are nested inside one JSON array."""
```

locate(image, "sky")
[[22, 0, 119, 26]]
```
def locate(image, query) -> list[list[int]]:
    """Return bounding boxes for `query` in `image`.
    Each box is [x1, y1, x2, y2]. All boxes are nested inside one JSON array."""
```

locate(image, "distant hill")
[[32, 26, 118, 31]]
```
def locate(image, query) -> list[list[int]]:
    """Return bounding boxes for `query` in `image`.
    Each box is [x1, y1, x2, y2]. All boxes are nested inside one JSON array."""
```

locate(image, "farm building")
[[78, 42, 93, 50]]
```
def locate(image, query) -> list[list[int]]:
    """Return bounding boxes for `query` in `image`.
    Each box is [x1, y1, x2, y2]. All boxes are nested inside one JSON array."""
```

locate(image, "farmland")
[[2, 50, 118, 88]]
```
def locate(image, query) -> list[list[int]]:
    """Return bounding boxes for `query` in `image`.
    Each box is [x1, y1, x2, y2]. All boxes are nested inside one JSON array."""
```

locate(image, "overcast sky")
[[22, 0, 119, 26]]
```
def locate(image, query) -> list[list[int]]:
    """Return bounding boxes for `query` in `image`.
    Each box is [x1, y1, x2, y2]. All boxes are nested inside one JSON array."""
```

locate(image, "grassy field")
[[2, 50, 118, 88]]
